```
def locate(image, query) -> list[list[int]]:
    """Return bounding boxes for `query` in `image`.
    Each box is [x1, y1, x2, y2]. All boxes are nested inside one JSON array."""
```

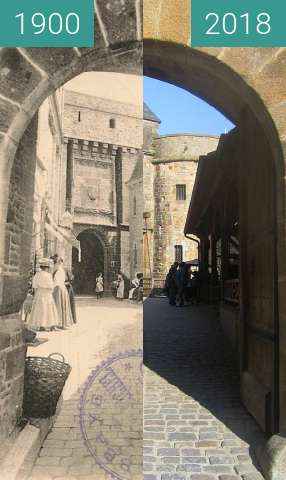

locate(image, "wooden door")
[[239, 112, 279, 435]]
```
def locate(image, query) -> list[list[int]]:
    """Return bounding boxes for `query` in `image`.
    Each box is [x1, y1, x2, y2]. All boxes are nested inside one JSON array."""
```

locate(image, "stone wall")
[[0, 115, 37, 443], [64, 90, 142, 149], [32, 92, 75, 268], [128, 157, 144, 278], [71, 139, 117, 226], [0, 0, 284, 440], [64, 91, 142, 287], [0, 316, 26, 443], [3, 115, 38, 315], [152, 134, 219, 287], [154, 134, 219, 162]]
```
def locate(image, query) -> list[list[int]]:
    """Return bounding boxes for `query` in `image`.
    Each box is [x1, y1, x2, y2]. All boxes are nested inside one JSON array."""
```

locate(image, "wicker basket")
[[23, 353, 71, 418]]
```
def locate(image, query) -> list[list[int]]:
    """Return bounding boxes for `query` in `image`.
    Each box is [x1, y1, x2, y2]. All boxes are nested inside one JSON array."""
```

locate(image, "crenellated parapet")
[[64, 137, 140, 163]]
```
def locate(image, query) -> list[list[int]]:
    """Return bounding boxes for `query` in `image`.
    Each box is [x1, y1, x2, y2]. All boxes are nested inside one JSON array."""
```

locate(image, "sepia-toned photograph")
[[0, 1, 143, 478], [0, 1, 286, 480]]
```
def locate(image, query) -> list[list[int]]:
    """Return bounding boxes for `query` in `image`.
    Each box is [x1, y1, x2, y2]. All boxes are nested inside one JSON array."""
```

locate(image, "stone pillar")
[[153, 164, 170, 288], [0, 115, 38, 445]]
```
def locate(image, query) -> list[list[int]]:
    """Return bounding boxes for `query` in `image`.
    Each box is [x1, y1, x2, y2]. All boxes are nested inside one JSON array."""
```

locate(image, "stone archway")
[[0, 0, 286, 449], [72, 225, 115, 294], [0, 4, 285, 308], [143, 39, 286, 435], [73, 229, 105, 295]]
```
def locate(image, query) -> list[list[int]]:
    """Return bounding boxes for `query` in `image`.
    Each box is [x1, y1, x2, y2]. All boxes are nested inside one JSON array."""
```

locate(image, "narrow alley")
[[144, 299, 266, 480]]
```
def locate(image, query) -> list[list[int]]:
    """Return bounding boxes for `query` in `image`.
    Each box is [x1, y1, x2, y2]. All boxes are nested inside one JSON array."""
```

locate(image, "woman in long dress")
[[129, 274, 140, 300], [65, 270, 77, 324], [27, 259, 59, 331], [53, 258, 73, 329], [95, 273, 104, 299], [116, 274, 125, 300]]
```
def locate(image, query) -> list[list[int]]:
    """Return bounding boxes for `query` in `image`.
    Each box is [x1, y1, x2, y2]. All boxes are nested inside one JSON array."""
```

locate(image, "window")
[[175, 245, 183, 263], [133, 196, 137, 216], [176, 184, 186, 200], [78, 111, 81, 122], [109, 118, 116, 129]]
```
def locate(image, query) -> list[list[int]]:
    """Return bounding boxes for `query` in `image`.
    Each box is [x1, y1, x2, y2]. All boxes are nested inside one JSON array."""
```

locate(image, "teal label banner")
[[0, 0, 94, 47], [191, 0, 286, 47]]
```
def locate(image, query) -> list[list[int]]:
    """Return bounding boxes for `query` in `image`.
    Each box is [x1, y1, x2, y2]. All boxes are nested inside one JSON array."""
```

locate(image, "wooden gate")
[[239, 112, 279, 435]]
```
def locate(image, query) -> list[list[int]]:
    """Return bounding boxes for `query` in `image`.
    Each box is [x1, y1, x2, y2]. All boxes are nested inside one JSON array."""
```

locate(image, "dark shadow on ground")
[[143, 298, 267, 467]]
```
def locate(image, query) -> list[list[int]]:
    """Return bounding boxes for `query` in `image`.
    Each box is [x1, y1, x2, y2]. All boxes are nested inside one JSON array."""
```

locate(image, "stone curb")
[[257, 434, 286, 480], [0, 397, 62, 480]]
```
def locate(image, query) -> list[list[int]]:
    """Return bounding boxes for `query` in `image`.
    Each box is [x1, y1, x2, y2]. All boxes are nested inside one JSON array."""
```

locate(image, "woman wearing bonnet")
[[27, 258, 59, 331], [53, 257, 73, 329]]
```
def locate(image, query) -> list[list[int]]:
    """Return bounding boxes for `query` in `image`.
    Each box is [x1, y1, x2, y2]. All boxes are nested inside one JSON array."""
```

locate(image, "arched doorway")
[[0, 17, 285, 443], [72, 230, 105, 295], [142, 40, 286, 438]]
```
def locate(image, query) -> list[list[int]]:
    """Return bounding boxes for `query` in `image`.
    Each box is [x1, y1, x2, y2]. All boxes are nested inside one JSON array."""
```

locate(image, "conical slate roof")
[[143, 102, 161, 123]]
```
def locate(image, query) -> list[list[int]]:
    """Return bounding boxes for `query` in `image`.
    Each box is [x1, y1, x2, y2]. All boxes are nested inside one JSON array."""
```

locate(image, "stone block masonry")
[[0, 0, 284, 469], [0, 114, 37, 451], [2, 115, 38, 315], [152, 135, 219, 287], [0, 315, 26, 444], [64, 90, 142, 285]]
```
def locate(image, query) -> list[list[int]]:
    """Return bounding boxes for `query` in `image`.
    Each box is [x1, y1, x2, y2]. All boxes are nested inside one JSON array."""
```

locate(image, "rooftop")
[[144, 103, 161, 123]]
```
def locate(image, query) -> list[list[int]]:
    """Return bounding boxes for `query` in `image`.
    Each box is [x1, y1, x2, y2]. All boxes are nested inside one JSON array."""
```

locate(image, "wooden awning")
[[184, 128, 239, 237]]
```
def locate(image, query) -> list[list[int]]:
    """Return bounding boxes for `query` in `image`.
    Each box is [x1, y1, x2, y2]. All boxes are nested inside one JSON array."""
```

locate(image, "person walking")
[[65, 269, 77, 324], [95, 273, 104, 299], [192, 270, 200, 304], [53, 258, 73, 329], [165, 262, 178, 297], [129, 273, 140, 300], [136, 275, 144, 302], [175, 262, 188, 307], [116, 273, 125, 300], [168, 264, 178, 306], [27, 258, 59, 331]]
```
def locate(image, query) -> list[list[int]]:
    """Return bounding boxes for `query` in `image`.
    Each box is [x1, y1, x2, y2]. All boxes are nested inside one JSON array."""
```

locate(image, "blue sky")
[[144, 76, 234, 136]]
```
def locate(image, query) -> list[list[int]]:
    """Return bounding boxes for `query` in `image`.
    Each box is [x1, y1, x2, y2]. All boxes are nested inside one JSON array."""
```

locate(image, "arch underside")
[[73, 228, 108, 295], [0, 33, 285, 434]]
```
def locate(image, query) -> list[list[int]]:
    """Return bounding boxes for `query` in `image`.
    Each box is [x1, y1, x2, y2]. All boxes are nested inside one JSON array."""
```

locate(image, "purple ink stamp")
[[80, 350, 143, 479]]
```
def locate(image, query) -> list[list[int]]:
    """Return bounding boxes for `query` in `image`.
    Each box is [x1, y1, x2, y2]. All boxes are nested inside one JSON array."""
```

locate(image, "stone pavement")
[[28, 297, 142, 480], [143, 299, 267, 480]]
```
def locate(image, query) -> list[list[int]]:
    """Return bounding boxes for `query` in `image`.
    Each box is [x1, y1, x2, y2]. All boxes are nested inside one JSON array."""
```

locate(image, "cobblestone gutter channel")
[[143, 299, 267, 480]]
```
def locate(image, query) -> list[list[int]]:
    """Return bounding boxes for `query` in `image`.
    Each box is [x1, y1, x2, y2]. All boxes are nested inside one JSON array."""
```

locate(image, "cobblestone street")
[[144, 299, 266, 480], [28, 297, 142, 480]]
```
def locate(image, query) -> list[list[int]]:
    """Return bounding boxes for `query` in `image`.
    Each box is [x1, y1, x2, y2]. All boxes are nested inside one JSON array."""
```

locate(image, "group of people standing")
[[95, 272, 125, 300], [26, 255, 76, 332], [112, 272, 143, 301], [128, 273, 143, 302], [26, 261, 141, 328], [165, 262, 200, 307]]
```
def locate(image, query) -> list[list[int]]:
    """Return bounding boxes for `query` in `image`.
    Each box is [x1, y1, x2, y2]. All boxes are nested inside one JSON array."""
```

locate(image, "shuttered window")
[[176, 184, 186, 200]]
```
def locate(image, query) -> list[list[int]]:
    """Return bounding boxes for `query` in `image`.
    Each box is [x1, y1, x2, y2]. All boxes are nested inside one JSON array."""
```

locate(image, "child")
[[95, 273, 104, 299], [116, 273, 125, 300]]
